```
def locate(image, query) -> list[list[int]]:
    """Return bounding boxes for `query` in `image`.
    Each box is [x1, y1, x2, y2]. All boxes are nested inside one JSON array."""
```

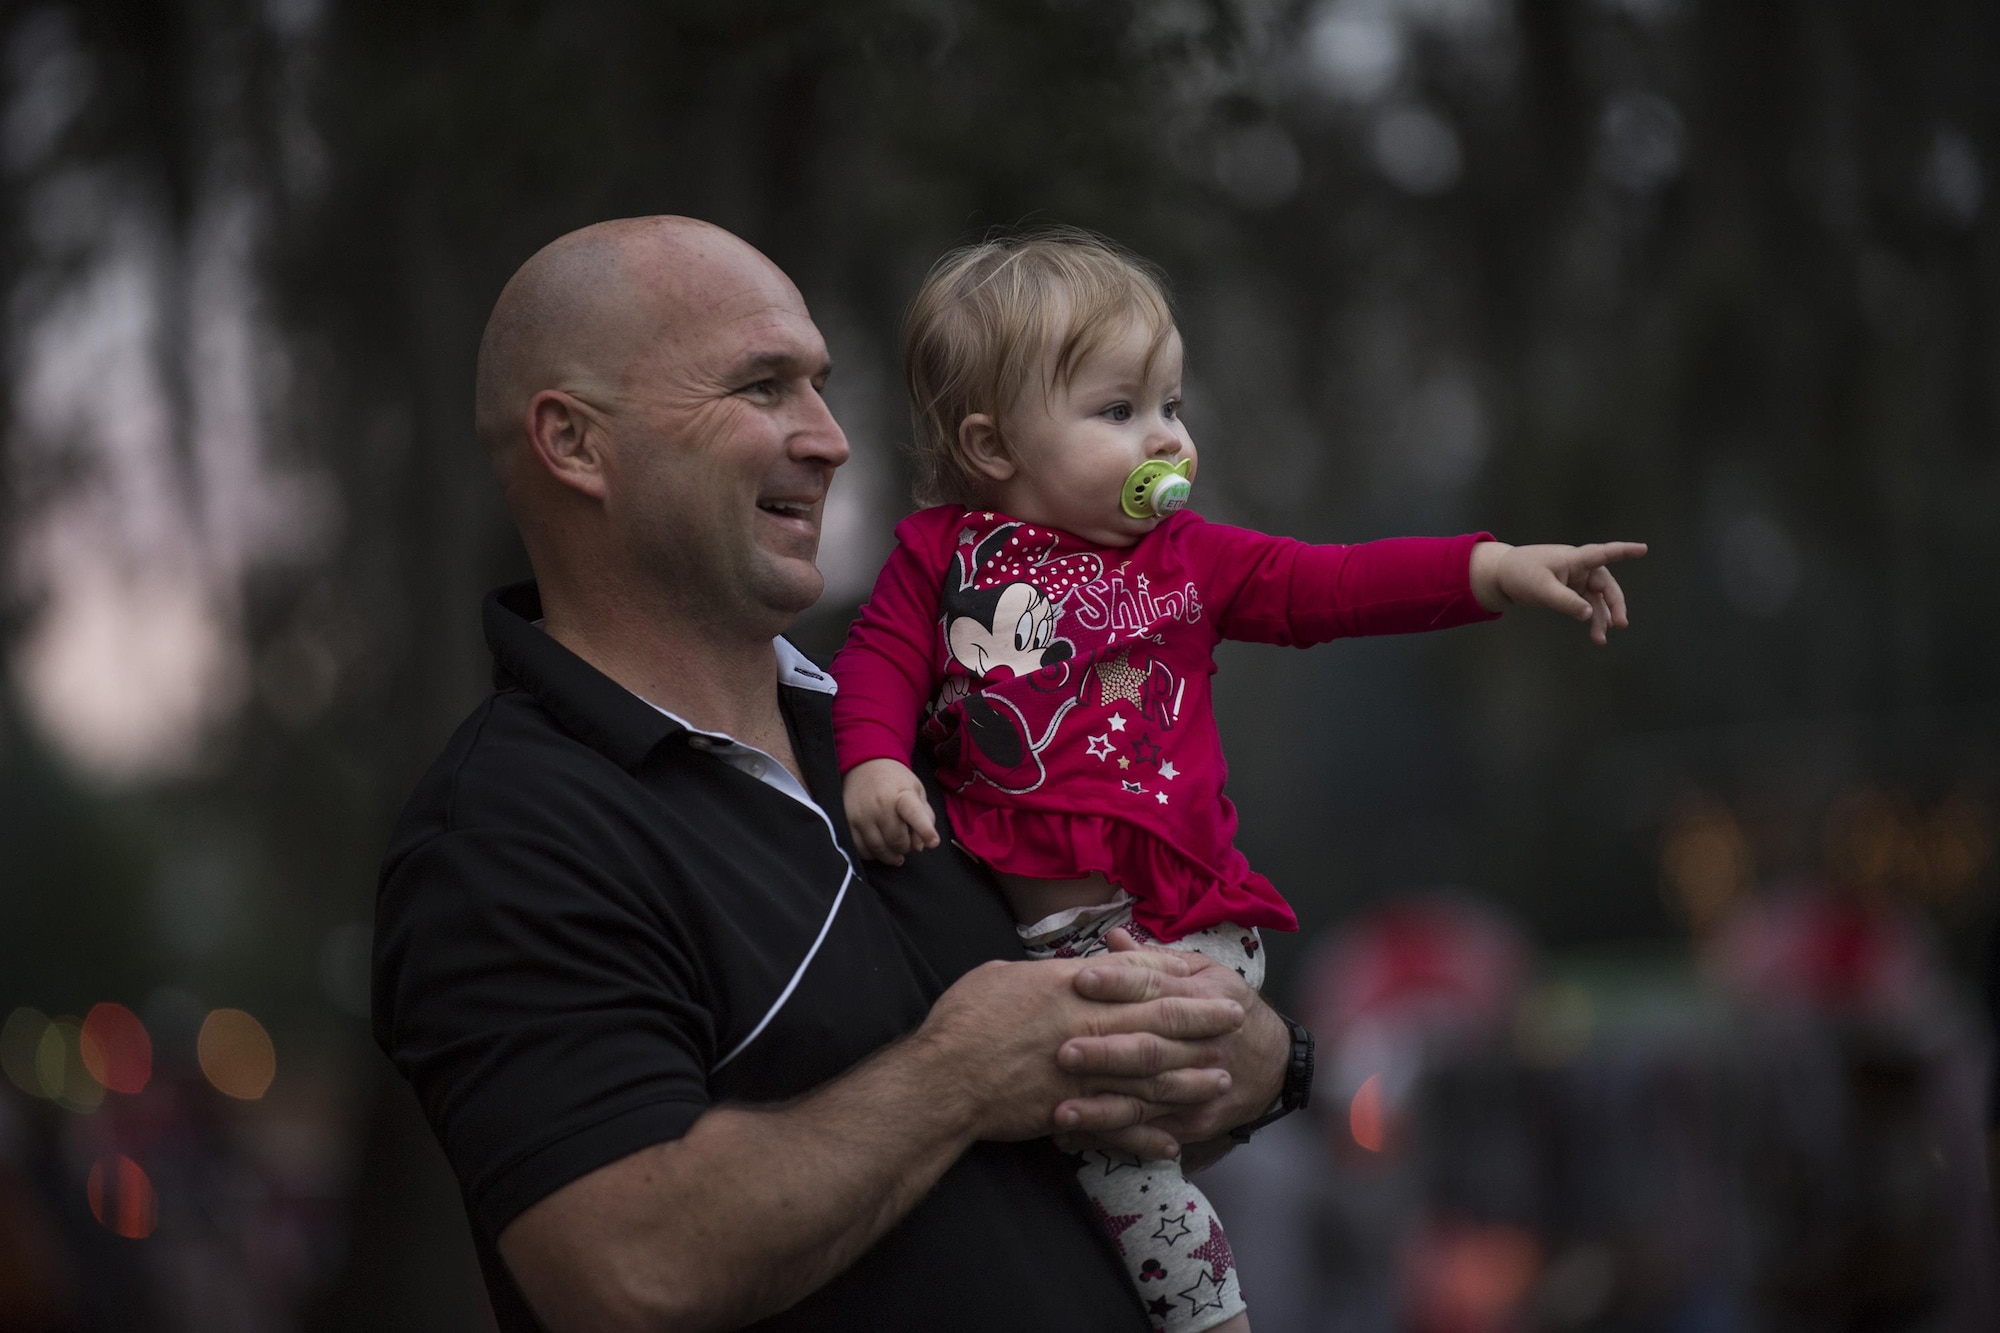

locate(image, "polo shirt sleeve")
[[375, 824, 716, 1239]]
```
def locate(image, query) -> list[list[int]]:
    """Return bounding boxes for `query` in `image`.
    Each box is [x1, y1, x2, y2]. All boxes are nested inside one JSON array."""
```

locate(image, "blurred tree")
[[1, 0, 1995, 1326]]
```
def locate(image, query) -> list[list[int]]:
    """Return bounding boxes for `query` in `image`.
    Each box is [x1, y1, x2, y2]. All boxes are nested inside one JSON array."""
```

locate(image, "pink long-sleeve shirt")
[[831, 506, 1497, 941]]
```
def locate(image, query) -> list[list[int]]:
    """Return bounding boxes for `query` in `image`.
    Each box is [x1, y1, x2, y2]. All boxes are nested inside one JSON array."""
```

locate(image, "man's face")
[[602, 251, 850, 632]]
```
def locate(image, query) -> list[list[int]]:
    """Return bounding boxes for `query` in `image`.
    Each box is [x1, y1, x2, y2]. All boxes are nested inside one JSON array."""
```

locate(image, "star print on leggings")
[[1147, 1297, 1173, 1318], [1089, 1150, 1141, 1178], [1092, 1199, 1141, 1256], [1188, 1218, 1235, 1280], [1150, 1212, 1192, 1245], [1176, 1269, 1227, 1317]]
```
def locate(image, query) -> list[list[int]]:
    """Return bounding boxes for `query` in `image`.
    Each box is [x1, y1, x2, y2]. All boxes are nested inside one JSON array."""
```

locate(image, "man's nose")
[[793, 388, 851, 468]]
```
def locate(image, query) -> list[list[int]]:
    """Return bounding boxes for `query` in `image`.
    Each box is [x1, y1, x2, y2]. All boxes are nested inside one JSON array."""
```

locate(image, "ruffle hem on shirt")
[[949, 800, 1298, 942]]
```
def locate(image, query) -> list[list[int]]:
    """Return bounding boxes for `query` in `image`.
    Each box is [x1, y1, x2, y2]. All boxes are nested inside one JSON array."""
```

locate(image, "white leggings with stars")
[[1017, 894, 1263, 1333]]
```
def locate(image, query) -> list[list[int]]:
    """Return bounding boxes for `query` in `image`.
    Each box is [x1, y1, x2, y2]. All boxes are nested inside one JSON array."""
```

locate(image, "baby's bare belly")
[[998, 871, 1123, 930]]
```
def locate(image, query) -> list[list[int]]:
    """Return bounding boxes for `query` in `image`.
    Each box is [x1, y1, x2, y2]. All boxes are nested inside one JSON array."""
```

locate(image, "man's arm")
[[499, 950, 1245, 1333]]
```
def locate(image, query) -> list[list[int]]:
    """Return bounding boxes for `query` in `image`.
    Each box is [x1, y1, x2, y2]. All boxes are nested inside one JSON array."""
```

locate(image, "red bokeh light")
[[86, 1155, 158, 1240], [1350, 1072, 1387, 1153], [80, 1002, 152, 1095]]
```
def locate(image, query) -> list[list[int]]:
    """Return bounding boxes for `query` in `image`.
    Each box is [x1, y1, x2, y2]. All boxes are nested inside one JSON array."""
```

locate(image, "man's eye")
[[741, 379, 779, 398], [1104, 403, 1132, 423]]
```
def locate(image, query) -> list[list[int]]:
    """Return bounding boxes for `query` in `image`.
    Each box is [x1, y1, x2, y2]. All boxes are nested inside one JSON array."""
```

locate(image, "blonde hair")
[[902, 227, 1177, 506]]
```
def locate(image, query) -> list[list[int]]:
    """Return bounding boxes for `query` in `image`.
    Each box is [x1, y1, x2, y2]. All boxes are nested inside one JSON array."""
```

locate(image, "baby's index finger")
[[1590, 541, 1648, 565]]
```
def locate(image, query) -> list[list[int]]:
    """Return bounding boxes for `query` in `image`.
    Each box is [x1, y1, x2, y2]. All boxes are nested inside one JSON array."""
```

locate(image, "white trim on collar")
[[625, 638, 855, 1075], [774, 637, 836, 695]]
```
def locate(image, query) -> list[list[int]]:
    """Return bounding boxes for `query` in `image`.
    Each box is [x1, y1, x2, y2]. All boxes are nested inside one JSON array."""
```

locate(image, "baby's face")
[[985, 319, 1195, 547]]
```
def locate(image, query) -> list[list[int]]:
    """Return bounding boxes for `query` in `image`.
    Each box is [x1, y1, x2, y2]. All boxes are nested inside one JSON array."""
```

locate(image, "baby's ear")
[[958, 414, 1015, 483]]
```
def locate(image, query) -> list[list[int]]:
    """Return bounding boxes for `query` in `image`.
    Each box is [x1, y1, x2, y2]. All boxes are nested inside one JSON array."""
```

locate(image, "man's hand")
[[914, 948, 1247, 1149], [843, 758, 941, 865], [1470, 540, 1648, 645], [1051, 931, 1289, 1161]]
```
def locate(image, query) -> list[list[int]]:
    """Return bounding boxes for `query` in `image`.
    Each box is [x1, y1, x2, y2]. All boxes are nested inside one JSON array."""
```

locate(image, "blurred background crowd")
[[0, 0, 1995, 1329]]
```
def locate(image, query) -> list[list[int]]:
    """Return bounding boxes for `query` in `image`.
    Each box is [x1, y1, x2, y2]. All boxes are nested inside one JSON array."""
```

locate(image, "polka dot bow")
[[964, 523, 1104, 600]]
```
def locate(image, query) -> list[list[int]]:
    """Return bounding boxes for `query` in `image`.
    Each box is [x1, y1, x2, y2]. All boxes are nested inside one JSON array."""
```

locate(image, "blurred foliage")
[[0, 0, 1996, 1326]]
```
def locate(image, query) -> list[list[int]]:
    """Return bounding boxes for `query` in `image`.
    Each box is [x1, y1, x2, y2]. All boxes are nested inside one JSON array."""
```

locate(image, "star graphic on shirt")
[[958, 526, 978, 545], [1158, 760, 1179, 780], [1188, 1219, 1236, 1281], [982, 512, 995, 520], [1131, 733, 1161, 765], [1092, 1199, 1143, 1256], [1117, 757, 1131, 770], [1122, 780, 1146, 794], [1107, 713, 1127, 732], [1176, 1270, 1227, 1317], [1156, 792, 1169, 805], [1097, 649, 1146, 708], [1151, 1213, 1192, 1245], [1086, 733, 1115, 760]]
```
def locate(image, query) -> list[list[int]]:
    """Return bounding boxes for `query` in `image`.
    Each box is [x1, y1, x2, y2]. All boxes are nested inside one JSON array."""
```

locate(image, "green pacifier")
[[1120, 458, 1194, 519]]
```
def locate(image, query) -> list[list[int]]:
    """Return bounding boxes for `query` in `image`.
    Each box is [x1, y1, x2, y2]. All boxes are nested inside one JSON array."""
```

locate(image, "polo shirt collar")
[[482, 580, 829, 772], [774, 637, 836, 695]]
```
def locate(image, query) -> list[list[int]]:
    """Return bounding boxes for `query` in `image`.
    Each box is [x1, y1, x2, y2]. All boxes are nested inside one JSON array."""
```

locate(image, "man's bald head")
[[473, 216, 788, 467]]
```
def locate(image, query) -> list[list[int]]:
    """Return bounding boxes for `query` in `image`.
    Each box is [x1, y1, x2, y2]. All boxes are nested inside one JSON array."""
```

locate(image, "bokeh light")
[[80, 1002, 152, 1095], [1406, 1223, 1543, 1329], [1660, 795, 1755, 932], [35, 1017, 104, 1113], [1350, 1073, 1387, 1153], [197, 1008, 276, 1100], [0, 1007, 50, 1097], [1824, 788, 1994, 908], [86, 1155, 158, 1239]]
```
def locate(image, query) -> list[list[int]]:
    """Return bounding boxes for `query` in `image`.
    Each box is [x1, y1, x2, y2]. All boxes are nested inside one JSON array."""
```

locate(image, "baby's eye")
[[1163, 398, 1182, 420], [1103, 402, 1133, 423]]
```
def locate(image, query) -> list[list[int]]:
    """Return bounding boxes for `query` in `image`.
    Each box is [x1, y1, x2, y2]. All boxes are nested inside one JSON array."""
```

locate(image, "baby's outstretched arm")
[[1470, 540, 1648, 645], [842, 758, 942, 866]]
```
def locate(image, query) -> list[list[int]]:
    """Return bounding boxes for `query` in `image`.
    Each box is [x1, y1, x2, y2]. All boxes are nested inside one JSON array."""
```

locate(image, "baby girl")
[[830, 230, 1643, 1333]]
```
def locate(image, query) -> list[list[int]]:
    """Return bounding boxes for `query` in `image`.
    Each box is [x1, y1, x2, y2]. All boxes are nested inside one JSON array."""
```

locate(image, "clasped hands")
[[918, 929, 1283, 1163]]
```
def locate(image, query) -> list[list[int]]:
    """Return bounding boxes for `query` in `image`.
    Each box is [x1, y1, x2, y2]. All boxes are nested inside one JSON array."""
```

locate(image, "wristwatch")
[[1227, 1011, 1315, 1144]]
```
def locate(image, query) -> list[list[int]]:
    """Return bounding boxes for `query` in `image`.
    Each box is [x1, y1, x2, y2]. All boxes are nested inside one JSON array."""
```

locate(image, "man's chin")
[[752, 560, 826, 621]]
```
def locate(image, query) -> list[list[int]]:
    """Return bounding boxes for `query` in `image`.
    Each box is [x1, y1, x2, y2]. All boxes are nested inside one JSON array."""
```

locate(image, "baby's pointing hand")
[[1470, 540, 1649, 645]]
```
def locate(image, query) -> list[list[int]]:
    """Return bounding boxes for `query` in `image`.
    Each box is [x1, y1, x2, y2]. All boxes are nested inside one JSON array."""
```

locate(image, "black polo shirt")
[[373, 582, 1147, 1332]]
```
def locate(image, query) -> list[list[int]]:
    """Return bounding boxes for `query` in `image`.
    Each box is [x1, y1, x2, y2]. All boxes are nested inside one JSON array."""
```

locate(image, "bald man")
[[373, 218, 1298, 1333]]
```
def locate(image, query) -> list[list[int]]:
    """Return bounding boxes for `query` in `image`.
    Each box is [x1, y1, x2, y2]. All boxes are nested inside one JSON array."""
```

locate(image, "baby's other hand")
[[1471, 540, 1648, 645], [842, 758, 942, 866]]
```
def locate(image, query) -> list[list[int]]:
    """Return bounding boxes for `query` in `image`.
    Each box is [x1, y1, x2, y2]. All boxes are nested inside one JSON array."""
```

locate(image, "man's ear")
[[958, 413, 1015, 484], [524, 389, 610, 499]]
